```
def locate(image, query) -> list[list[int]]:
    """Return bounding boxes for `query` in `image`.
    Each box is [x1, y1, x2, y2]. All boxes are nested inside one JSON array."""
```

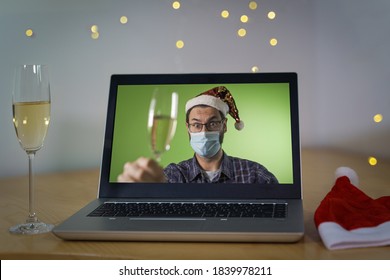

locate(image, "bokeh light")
[[270, 38, 278, 46], [251, 66, 260, 73], [91, 25, 99, 33], [91, 32, 99, 39], [176, 40, 184, 49], [221, 10, 229, 19], [240, 15, 249, 23], [249, 1, 258, 10], [25, 29, 34, 37], [368, 156, 378, 166], [120, 16, 128, 24], [237, 28, 247, 37], [268, 11, 276, 20], [172, 1, 180, 10], [91, 24, 99, 39], [373, 114, 383, 123]]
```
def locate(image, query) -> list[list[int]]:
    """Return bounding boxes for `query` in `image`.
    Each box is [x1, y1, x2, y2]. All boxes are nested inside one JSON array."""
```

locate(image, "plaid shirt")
[[164, 152, 278, 184]]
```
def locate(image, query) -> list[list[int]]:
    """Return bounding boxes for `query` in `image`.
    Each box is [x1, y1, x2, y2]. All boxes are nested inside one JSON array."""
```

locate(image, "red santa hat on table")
[[185, 86, 244, 130], [314, 167, 390, 250]]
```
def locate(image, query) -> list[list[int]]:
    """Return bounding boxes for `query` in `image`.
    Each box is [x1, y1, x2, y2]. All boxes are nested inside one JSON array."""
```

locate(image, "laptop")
[[53, 73, 304, 242]]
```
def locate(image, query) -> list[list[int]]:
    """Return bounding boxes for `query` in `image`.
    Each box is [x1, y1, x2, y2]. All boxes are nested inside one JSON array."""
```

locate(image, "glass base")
[[9, 222, 54, 235]]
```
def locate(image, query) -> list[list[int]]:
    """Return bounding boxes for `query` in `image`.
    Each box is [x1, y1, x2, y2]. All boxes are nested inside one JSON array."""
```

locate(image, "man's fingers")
[[135, 157, 165, 182], [118, 157, 166, 182]]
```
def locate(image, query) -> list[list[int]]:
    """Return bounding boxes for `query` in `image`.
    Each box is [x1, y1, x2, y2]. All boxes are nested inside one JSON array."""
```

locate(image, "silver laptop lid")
[[99, 73, 301, 200]]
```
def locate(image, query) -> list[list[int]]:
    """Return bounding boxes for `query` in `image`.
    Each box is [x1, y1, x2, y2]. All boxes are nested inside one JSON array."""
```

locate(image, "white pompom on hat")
[[185, 86, 244, 130], [334, 166, 359, 187]]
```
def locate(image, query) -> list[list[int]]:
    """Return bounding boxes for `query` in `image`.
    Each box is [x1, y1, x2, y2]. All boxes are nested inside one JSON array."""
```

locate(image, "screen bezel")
[[99, 73, 301, 199]]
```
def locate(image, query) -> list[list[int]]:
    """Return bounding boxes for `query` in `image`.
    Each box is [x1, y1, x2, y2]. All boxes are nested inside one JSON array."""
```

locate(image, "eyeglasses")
[[187, 119, 225, 133]]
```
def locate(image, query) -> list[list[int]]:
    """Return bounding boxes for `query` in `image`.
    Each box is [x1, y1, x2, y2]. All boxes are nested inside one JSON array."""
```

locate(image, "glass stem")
[[26, 152, 38, 224]]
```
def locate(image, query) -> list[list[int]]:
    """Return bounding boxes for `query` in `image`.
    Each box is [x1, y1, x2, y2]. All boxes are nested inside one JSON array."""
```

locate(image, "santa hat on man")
[[314, 167, 390, 250], [185, 86, 244, 130]]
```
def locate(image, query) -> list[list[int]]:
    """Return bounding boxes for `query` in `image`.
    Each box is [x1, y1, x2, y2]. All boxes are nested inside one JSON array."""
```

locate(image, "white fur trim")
[[185, 95, 229, 116], [335, 166, 359, 187], [318, 221, 390, 250]]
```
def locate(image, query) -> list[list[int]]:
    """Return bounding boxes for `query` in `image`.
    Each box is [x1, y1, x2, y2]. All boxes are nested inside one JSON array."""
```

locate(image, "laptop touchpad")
[[123, 219, 205, 231]]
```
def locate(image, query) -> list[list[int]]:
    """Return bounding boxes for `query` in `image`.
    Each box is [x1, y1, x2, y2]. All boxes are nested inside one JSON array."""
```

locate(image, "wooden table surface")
[[1, 149, 389, 259]]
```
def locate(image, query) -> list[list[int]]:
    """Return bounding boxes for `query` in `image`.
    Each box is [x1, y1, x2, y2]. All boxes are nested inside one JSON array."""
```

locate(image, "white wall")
[[313, 0, 390, 159], [0, 0, 388, 177]]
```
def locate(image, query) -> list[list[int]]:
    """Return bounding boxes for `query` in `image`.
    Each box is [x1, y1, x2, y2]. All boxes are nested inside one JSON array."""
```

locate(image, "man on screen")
[[117, 86, 278, 184]]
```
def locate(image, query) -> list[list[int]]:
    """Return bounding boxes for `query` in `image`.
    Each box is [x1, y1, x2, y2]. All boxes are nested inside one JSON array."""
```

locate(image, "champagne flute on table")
[[10, 64, 53, 234], [147, 88, 178, 162]]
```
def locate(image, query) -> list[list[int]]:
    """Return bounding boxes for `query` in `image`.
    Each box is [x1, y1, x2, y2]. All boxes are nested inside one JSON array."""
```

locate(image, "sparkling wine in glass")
[[147, 88, 178, 162], [10, 64, 53, 234]]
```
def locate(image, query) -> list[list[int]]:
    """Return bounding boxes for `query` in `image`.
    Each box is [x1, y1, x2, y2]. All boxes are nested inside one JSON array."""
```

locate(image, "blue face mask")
[[189, 131, 221, 158]]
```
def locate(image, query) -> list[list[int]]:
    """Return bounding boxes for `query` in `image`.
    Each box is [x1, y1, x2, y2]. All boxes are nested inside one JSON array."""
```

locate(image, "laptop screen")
[[99, 73, 301, 199]]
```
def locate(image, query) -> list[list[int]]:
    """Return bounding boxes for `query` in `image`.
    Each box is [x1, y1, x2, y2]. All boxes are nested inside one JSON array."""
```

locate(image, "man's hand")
[[117, 157, 166, 183]]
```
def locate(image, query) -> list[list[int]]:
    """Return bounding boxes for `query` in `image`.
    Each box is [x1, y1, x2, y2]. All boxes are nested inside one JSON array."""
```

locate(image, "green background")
[[110, 83, 293, 183]]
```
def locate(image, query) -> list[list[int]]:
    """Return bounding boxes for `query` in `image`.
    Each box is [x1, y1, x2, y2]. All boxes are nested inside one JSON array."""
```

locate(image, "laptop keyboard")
[[87, 202, 287, 218]]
